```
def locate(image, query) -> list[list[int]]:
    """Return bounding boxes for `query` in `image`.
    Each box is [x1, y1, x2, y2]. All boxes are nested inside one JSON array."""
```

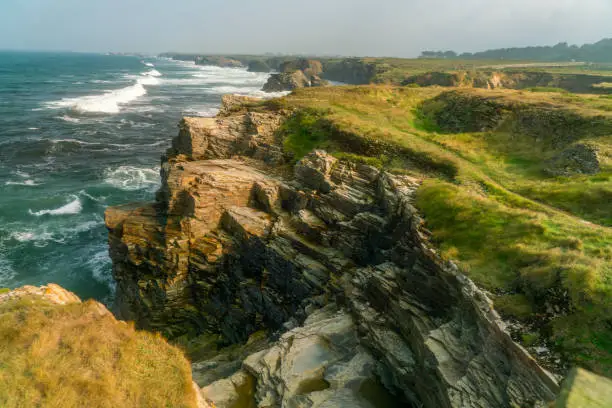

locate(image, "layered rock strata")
[[106, 96, 559, 407]]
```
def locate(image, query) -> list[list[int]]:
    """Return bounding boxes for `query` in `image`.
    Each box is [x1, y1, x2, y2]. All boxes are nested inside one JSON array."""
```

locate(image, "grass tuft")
[[0, 297, 197, 408]]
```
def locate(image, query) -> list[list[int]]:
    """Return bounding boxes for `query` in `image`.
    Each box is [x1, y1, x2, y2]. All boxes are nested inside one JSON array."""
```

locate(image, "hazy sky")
[[1, 0, 611, 57]]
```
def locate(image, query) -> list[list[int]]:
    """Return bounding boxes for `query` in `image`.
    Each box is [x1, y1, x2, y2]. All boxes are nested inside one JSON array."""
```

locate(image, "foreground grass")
[[0, 296, 197, 408], [268, 85, 612, 375]]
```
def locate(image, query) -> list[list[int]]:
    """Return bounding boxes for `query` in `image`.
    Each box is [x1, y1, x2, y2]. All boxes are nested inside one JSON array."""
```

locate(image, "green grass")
[[267, 85, 612, 375], [0, 288, 9, 294], [526, 87, 569, 93], [280, 108, 333, 161], [0, 296, 197, 408]]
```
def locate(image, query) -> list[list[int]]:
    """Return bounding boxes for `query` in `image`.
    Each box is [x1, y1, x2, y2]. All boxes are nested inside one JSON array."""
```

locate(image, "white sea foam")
[[11, 230, 55, 243], [51, 138, 138, 149], [204, 85, 290, 99], [103, 166, 160, 191], [86, 248, 114, 289], [44, 70, 161, 114], [0, 256, 16, 284], [78, 190, 107, 203], [118, 118, 156, 129], [9, 219, 104, 248], [144, 62, 155, 67], [28, 196, 83, 216], [15, 171, 31, 178], [146, 69, 162, 77], [57, 115, 81, 123], [51, 138, 97, 145], [5, 180, 39, 186], [184, 107, 220, 117], [28, 127, 40, 130]]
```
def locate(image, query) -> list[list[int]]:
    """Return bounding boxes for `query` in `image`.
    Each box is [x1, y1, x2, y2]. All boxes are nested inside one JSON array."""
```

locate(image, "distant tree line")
[[420, 38, 612, 62]]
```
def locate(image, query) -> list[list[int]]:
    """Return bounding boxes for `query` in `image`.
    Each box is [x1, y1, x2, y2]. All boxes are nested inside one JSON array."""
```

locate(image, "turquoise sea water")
[[0, 51, 278, 302]]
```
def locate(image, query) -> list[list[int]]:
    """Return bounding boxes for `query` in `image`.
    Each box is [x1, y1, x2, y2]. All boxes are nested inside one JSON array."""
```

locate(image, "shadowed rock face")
[[545, 143, 600, 176], [105, 97, 559, 407], [263, 59, 329, 92], [263, 70, 329, 92]]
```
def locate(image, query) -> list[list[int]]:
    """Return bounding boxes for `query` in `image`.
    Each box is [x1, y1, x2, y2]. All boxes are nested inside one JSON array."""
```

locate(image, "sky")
[[1, 0, 612, 57]]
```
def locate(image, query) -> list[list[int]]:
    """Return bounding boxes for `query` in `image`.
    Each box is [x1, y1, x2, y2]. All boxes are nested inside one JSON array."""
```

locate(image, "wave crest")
[[28, 196, 82, 216], [104, 166, 160, 191], [43, 70, 162, 114]]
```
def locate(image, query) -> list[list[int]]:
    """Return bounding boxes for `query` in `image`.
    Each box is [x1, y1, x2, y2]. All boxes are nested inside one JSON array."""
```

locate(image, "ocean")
[[0, 51, 281, 303]]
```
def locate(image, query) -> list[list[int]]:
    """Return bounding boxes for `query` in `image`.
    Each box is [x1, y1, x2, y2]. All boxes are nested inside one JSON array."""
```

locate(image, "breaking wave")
[[43, 69, 162, 114], [5, 180, 39, 187], [103, 166, 160, 191], [9, 219, 104, 247], [28, 196, 83, 216]]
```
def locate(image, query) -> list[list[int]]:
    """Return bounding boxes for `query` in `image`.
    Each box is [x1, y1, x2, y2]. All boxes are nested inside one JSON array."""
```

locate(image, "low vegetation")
[[0, 296, 197, 408], [269, 85, 612, 375]]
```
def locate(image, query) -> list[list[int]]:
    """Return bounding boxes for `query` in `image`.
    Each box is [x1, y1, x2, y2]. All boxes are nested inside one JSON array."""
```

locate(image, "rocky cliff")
[[105, 95, 561, 407], [263, 59, 329, 92]]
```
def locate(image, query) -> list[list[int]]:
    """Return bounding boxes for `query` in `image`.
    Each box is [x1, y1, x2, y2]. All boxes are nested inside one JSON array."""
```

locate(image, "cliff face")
[[321, 58, 379, 84], [105, 96, 559, 407], [262, 59, 329, 92]]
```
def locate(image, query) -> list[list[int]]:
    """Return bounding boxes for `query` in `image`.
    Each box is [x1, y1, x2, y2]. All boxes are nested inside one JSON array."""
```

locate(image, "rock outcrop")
[[0, 283, 82, 305], [280, 59, 324, 78], [263, 59, 329, 92], [545, 143, 601, 176], [106, 96, 560, 407], [419, 90, 612, 148], [195, 56, 244, 68], [263, 70, 328, 92], [320, 58, 379, 84], [247, 60, 272, 73], [202, 305, 402, 408]]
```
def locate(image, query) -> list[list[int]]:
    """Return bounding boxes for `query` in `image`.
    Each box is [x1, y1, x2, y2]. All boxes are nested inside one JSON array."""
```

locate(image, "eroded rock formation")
[[106, 96, 560, 407], [263, 59, 329, 92]]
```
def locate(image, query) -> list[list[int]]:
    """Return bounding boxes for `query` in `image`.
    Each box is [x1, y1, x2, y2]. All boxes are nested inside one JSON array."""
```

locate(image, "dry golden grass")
[[0, 296, 197, 408]]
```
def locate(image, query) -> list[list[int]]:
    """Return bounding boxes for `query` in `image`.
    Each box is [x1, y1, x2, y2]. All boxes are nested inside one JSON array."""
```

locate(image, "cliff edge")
[[105, 94, 560, 407]]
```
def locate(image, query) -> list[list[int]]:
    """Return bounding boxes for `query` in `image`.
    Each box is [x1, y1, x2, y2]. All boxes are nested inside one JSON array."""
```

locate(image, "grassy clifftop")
[[255, 85, 612, 375], [0, 295, 198, 408]]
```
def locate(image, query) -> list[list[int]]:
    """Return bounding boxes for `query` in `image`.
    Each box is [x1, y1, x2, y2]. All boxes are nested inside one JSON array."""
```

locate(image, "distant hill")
[[421, 38, 612, 62]]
